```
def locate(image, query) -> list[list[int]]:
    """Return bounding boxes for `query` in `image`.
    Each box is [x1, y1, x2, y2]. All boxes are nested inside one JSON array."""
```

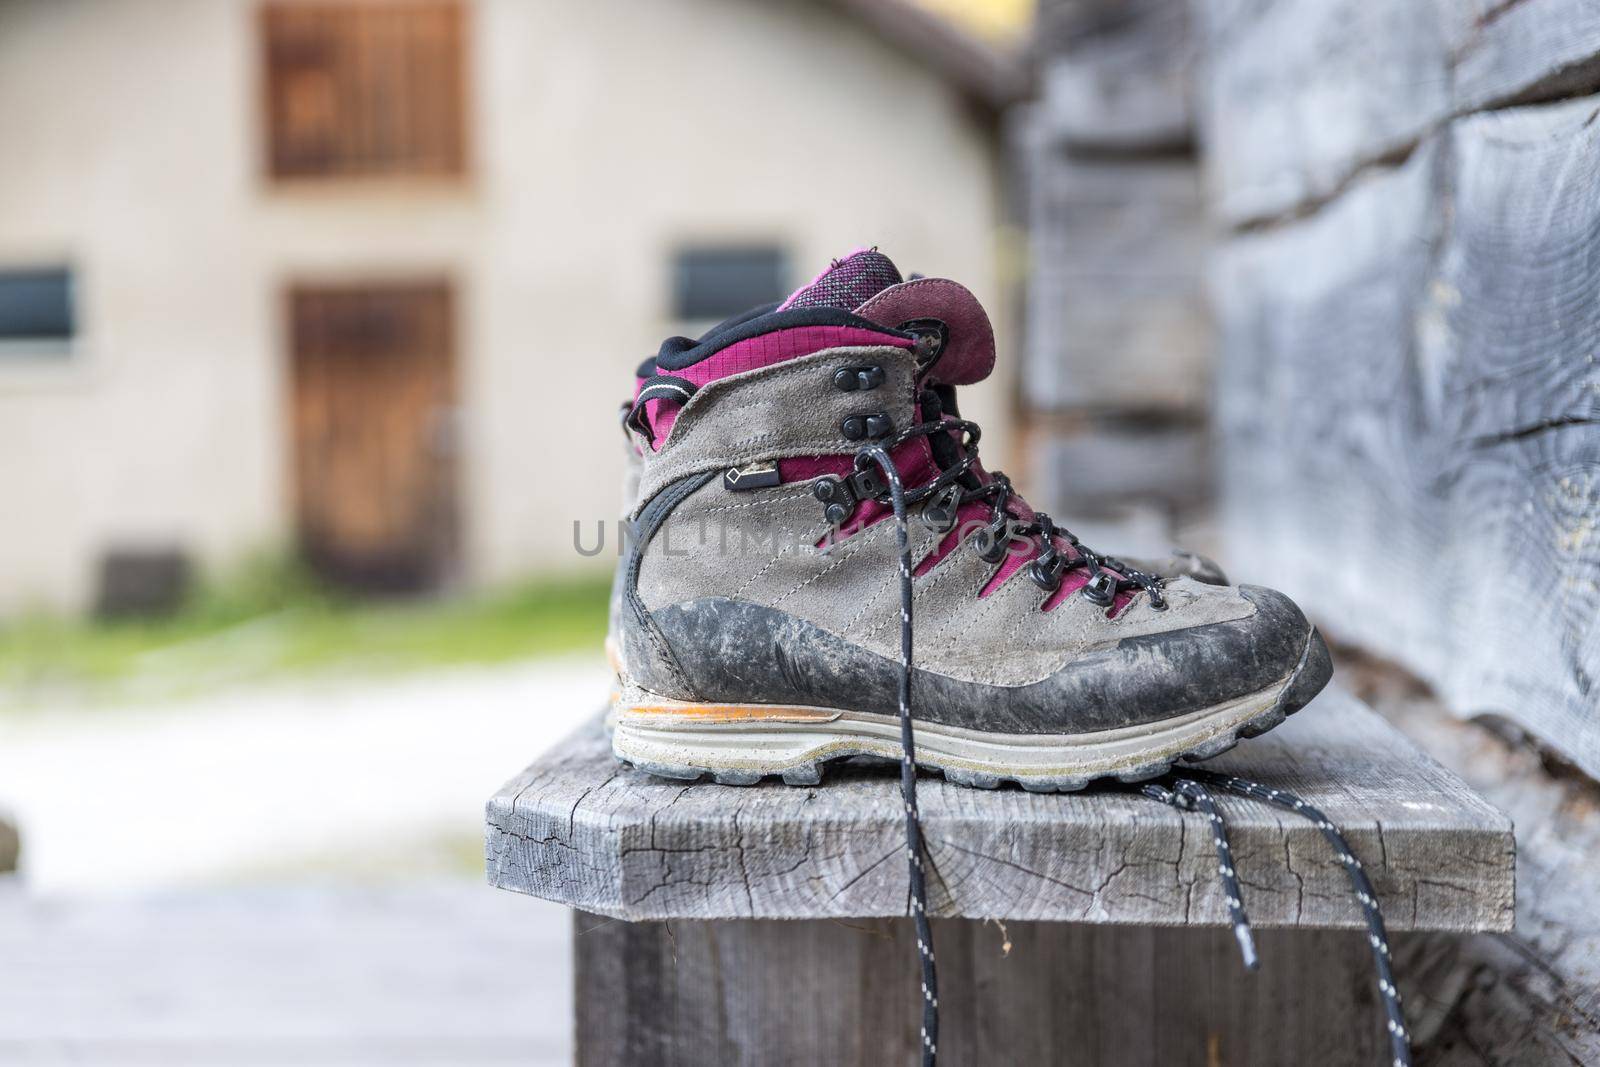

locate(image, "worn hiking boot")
[[605, 426, 1224, 713], [603, 298, 1228, 713], [611, 249, 1329, 790], [605, 302, 795, 712]]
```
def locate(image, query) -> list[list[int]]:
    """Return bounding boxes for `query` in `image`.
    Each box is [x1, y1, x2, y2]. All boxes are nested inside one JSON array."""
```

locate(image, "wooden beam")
[[1023, 154, 1210, 414], [487, 690, 1513, 931], [1036, 0, 1195, 151], [1213, 96, 1600, 779], [1194, 0, 1600, 226], [574, 912, 1395, 1065]]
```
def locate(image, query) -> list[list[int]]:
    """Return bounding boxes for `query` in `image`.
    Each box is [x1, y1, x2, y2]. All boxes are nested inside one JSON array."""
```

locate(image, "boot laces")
[[850, 399, 1168, 611], [854, 445, 1412, 1067]]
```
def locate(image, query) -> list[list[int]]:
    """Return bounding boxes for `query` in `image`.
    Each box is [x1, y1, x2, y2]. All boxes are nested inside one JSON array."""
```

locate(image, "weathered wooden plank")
[[1213, 142, 1445, 661], [575, 912, 1392, 1066], [1455, 0, 1600, 112], [486, 689, 1513, 931], [1194, 0, 1600, 225], [1036, 0, 1194, 150], [1023, 154, 1210, 412], [1347, 659, 1600, 1064], [1031, 418, 1212, 518], [1213, 95, 1600, 778]]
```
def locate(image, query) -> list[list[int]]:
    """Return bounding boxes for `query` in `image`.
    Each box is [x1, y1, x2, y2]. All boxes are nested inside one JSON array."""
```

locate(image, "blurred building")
[[0, 0, 1020, 613]]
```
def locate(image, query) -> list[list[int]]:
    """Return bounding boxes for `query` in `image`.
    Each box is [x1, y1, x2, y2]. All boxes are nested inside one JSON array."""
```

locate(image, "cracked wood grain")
[[1344, 663, 1600, 1062], [1193, 0, 1600, 226], [1213, 96, 1600, 779], [486, 688, 1512, 931], [574, 912, 1399, 1065]]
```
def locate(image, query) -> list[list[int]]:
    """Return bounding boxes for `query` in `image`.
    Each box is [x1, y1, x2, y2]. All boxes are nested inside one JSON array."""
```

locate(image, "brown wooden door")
[[289, 281, 459, 592]]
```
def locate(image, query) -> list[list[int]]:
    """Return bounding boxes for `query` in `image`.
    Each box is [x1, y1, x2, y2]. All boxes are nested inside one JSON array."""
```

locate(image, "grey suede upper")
[[636, 474, 1257, 688], [633, 345, 921, 512], [619, 342, 1317, 727], [631, 359, 1259, 690]]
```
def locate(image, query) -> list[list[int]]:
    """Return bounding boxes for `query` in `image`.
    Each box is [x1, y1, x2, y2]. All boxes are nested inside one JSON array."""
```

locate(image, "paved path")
[[0, 658, 609, 1063], [0, 884, 573, 1065], [0, 656, 610, 891]]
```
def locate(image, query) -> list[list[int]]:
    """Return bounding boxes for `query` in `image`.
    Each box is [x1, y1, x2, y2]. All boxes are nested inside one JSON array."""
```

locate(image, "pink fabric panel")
[[780, 437, 939, 547], [674, 326, 913, 388], [777, 455, 854, 482], [645, 397, 679, 445], [640, 325, 912, 449]]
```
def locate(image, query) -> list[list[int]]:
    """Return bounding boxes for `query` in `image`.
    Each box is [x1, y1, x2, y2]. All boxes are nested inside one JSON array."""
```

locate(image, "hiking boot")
[[605, 443, 1226, 720], [603, 301, 1229, 714], [611, 249, 1329, 790], [605, 303, 792, 715]]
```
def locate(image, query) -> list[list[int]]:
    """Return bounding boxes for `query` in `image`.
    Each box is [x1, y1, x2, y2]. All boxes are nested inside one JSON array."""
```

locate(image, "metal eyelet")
[[922, 485, 962, 534], [1081, 571, 1116, 607], [899, 318, 948, 367], [831, 365, 885, 392], [1029, 556, 1064, 593], [813, 478, 854, 525], [841, 412, 893, 441], [813, 468, 885, 526], [971, 520, 1011, 564]]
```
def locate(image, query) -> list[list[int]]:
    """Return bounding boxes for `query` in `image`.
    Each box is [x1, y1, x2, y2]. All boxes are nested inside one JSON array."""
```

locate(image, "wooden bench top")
[[486, 689, 1513, 932]]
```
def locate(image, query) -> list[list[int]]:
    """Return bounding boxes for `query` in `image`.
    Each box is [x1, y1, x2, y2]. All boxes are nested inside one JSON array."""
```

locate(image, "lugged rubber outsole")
[[612, 628, 1332, 793]]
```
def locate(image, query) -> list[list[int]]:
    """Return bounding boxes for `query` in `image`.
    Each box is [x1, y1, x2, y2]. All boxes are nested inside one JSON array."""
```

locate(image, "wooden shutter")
[[261, 1, 467, 180]]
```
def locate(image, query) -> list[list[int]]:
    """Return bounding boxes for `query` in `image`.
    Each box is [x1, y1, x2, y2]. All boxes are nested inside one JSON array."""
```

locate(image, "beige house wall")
[[0, 0, 1010, 614]]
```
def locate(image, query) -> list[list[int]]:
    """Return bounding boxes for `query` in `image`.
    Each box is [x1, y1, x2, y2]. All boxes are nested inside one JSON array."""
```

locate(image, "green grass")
[[0, 557, 610, 708]]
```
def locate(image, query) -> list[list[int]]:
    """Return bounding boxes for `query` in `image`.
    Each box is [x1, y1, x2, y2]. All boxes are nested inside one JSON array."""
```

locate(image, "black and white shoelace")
[[860, 445, 941, 1062], [855, 446, 1413, 1067]]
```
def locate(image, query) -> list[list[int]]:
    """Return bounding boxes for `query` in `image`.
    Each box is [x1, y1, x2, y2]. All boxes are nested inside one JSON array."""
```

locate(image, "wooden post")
[[488, 689, 1513, 1065], [573, 915, 1394, 1066]]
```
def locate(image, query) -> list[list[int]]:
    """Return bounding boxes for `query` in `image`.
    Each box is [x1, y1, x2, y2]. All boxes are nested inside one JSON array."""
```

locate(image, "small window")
[[672, 246, 789, 322], [261, 1, 467, 180], [0, 267, 75, 352]]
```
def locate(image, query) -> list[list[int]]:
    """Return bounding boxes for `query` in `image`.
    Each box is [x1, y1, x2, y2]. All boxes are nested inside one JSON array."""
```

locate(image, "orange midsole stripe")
[[624, 703, 838, 724]]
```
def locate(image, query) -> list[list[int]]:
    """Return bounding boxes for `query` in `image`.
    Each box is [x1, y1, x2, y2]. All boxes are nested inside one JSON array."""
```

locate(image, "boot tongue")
[[854, 276, 996, 386], [776, 247, 995, 385], [778, 248, 902, 310]]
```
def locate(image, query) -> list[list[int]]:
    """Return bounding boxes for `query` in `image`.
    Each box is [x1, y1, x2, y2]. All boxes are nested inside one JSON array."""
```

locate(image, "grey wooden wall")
[[1019, 8, 1600, 1055], [1021, 0, 1212, 524], [1193, 0, 1600, 781]]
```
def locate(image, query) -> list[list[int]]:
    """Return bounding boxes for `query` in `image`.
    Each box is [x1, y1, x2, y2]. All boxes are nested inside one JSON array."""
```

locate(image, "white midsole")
[[612, 679, 1288, 780]]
